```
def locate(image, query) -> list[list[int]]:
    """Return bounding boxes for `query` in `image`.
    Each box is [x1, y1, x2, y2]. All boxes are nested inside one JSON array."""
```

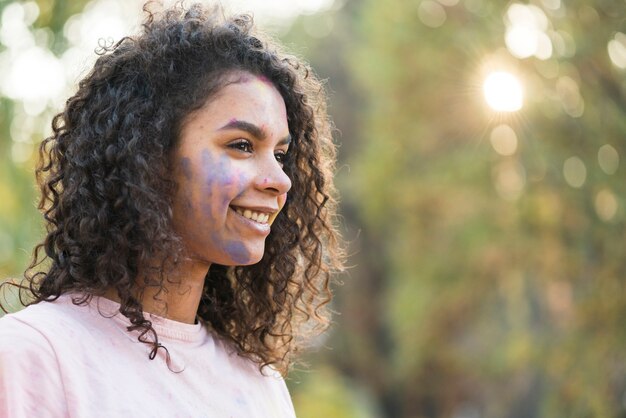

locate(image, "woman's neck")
[[104, 257, 210, 324]]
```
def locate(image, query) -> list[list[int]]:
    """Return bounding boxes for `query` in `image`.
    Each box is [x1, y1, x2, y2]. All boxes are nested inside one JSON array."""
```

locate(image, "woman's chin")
[[216, 245, 265, 266]]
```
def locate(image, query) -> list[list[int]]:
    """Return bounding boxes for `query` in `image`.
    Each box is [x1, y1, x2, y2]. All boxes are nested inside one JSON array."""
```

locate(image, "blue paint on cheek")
[[201, 150, 215, 187], [203, 151, 235, 200], [231, 171, 250, 201], [199, 150, 251, 264], [200, 150, 218, 222], [217, 154, 234, 186]]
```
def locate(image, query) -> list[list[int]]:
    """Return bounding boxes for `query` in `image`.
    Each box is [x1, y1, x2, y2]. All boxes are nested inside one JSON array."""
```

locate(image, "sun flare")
[[483, 71, 524, 112]]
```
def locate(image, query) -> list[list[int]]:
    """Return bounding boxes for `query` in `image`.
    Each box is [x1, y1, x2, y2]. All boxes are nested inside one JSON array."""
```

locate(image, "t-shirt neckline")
[[60, 293, 208, 344]]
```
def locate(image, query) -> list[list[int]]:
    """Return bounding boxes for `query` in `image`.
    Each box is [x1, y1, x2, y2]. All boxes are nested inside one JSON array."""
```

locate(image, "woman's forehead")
[[177, 74, 289, 146]]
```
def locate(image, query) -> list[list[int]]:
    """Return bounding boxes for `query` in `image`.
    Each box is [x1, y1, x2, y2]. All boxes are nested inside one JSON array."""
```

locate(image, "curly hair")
[[3, 2, 343, 375]]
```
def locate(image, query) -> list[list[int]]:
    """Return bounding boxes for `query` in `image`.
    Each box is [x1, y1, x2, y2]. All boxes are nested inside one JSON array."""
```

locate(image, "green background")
[[1, 0, 626, 416]]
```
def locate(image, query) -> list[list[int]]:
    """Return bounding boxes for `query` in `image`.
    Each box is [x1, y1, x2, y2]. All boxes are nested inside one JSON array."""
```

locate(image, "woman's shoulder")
[[0, 299, 68, 382], [1, 294, 83, 329], [0, 294, 110, 351], [0, 298, 75, 416]]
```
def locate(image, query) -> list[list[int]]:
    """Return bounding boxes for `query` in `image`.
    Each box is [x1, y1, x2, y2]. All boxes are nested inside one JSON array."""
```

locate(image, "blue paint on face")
[[211, 232, 251, 265], [199, 150, 218, 223], [197, 149, 251, 264], [200, 150, 246, 215]]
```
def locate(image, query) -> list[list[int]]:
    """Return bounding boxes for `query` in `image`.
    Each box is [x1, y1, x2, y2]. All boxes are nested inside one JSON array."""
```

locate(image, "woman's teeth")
[[234, 207, 270, 224]]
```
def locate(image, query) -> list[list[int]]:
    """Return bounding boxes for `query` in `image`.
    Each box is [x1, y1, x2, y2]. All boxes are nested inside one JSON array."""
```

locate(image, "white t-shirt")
[[0, 294, 296, 418]]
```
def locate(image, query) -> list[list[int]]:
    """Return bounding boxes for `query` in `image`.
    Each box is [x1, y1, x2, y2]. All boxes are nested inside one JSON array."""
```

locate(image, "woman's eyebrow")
[[217, 119, 292, 145], [219, 119, 265, 139]]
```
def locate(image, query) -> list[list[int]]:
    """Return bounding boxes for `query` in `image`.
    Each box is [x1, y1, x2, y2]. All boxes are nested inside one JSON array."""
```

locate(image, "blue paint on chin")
[[223, 240, 251, 265], [210, 232, 251, 265]]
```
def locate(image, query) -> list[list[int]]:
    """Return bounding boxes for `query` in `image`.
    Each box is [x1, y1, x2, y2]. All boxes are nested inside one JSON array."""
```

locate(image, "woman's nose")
[[256, 156, 292, 195]]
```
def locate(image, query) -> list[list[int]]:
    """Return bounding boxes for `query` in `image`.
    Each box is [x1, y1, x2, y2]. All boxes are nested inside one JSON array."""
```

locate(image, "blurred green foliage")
[[285, 0, 626, 416], [2, 0, 626, 417]]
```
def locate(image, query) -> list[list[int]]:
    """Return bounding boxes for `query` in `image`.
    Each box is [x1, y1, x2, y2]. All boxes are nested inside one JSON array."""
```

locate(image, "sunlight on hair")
[[483, 71, 523, 112]]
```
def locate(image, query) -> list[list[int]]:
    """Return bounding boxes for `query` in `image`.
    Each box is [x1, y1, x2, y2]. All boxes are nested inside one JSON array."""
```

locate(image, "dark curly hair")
[[2, 2, 343, 375]]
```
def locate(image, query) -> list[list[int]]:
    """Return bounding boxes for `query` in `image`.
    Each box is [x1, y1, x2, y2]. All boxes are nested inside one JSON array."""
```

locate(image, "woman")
[[0, 3, 343, 417]]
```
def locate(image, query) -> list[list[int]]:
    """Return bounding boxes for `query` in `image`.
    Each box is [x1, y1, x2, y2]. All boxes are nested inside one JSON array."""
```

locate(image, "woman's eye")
[[275, 151, 288, 164], [229, 140, 253, 153]]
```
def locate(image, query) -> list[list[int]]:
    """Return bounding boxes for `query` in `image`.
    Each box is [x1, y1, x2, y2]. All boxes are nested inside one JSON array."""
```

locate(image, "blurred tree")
[[0, 0, 90, 301], [316, 0, 626, 417]]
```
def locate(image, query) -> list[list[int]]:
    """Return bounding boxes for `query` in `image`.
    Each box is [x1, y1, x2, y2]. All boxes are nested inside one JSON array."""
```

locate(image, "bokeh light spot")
[[595, 189, 618, 221], [437, 0, 460, 6], [11, 142, 33, 164], [505, 26, 539, 59], [0, 3, 35, 50], [1, 46, 65, 104], [563, 156, 586, 188], [493, 161, 526, 200], [556, 76, 584, 118], [507, 4, 548, 30], [598, 144, 619, 175], [608, 33, 626, 69], [504, 3, 552, 60], [418, 1, 447, 28], [535, 32, 553, 60], [490, 124, 518, 156], [464, 0, 484, 14], [483, 71, 523, 112], [540, 0, 561, 10], [554, 30, 576, 58]]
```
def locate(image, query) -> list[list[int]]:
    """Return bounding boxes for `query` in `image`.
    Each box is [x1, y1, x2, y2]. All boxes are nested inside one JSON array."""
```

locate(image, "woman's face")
[[171, 72, 292, 266]]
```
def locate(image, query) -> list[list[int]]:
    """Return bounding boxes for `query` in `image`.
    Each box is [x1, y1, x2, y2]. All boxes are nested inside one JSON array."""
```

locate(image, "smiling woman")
[[0, 2, 343, 417], [171, 74, 293, 270]]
